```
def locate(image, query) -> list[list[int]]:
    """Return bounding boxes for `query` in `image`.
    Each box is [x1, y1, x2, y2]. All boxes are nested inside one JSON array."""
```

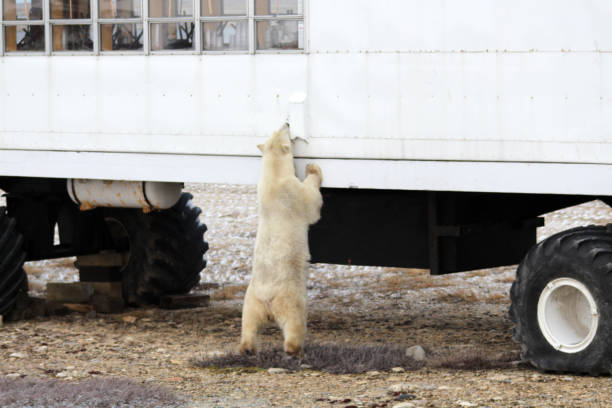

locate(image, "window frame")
[[98, 0, 144, 54], [148, 0, 198, 54], [1, 0, 46, 55], [47, 0, 94, 55], [200, 0, 249, 54], [0, 0, 307, 56]]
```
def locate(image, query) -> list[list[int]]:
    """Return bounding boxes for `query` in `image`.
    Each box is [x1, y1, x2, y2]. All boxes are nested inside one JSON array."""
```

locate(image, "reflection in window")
[[202, 20, 247, 51], [3, 0, 43, 20], [149, 0, 193, 18], [52, 24, 93, 51], [50, 0, 91, 19], [256, 19, 302, 50], [201, 0, 246, 17], [99, 0, 142, 19], [101, 24, 143, 51], [150, 22, 194, 50], [4, 25, 45, 51], [255, 0, 302, 15]]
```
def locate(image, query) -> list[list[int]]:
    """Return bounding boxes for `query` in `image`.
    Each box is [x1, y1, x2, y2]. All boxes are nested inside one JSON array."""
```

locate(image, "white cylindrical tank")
[[67, 179, 183, 211]]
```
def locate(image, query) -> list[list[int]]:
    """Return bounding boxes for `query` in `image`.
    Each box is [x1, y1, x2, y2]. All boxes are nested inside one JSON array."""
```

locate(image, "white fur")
[[240, 124, 323, 355]]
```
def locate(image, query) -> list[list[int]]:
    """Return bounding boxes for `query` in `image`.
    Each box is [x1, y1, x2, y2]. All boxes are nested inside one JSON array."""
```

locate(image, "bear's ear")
[[281, 143, 291, 154], [257, 144, 265, 152]]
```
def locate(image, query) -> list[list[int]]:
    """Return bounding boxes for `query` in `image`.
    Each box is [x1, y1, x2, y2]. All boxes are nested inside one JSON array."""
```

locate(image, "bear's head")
[[258, 123, 292, 156]]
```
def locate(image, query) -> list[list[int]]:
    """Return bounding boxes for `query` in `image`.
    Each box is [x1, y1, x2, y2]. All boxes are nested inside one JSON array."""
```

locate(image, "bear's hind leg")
[[273, 297, 307, 357], [239, 289, 266, 354]]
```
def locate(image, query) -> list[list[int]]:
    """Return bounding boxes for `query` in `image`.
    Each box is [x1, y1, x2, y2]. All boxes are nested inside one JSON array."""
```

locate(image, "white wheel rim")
[[537, 277, 599, 353]]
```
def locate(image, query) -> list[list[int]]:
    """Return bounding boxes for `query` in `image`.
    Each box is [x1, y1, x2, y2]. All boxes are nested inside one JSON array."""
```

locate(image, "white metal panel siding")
[[309, 0, 612, 52], [1, 0, 612, 191]]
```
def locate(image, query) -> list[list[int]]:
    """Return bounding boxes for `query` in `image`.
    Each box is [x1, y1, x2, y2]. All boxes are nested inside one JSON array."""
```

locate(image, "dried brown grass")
[[434, 289, 479, 303], [481, 293, 511, 304], [211, 284, 249, 301], [496, 275, 516, 284], [382, 270, 449, 292]]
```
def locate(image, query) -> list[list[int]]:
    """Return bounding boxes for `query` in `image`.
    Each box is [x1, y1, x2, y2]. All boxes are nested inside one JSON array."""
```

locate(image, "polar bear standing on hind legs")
[[239, 123, 323, 356]]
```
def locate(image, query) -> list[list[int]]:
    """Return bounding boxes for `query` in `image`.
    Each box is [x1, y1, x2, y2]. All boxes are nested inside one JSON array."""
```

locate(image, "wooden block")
[[45, 301, 70, 316], [79, 266, 122, 282], [46, 282, 94, 303], [76, 252, 126, 267], [63, 303, 95, 313], [91, 294, 124, 314], [90, 282, 122, 299], [27, 297, 47, 318], [159, 294, 210, 309], [199, 282, 220, 290]]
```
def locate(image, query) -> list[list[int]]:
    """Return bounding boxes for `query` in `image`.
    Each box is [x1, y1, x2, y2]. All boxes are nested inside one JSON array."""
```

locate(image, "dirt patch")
[[1, 185, 611, 407], [0, 377, 185, 408]]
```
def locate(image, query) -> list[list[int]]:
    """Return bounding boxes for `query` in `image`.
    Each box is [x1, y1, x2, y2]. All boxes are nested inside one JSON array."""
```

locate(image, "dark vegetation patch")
[[0, 377, 186, 408], [195, 343, 425, 374], [194, 343, 522, 374], [428, 348, 521, 370]]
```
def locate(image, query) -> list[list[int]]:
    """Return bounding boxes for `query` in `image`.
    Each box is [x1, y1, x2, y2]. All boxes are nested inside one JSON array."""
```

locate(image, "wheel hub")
[[537, 277, 598, 353]]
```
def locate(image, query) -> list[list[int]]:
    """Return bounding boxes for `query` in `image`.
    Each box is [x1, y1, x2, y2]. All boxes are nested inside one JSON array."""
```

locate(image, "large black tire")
[[0, 207, 28, 316], [105, 193, 208, 305], [510, 225, 612, 374]]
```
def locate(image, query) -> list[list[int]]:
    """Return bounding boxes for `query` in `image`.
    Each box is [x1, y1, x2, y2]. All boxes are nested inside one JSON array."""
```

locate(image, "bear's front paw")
[[306, 163, 322, 179]]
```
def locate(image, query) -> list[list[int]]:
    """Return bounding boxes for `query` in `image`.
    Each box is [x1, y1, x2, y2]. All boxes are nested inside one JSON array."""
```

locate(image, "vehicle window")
[[0, 0, 306, 54]]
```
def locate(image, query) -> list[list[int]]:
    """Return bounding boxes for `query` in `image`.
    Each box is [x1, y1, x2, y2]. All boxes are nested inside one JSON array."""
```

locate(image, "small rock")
[[560, 375, 574, 381], [6, 373, 21, 379], [395, 394, 416, 401], [388, 383, 417, 394], [489, 374, 511, 382], [122, 315, 137, 323], [56, 371, 68, 378], [405, 345, 426, 361], [392, 403, 415, 408], [36, 346, 48, 353], [456, 401, 477, 407], [392, 382, 436, 393], [267, 367, 288, 374], [9, 352, 26, 359], [300, 364, 313, 369], [366, 370, 381, 377], [391, 367, 405, 373]]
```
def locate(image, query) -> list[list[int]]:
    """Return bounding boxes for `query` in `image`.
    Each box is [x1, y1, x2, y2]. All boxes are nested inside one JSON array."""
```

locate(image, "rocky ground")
[[1, 184, 612, 407]]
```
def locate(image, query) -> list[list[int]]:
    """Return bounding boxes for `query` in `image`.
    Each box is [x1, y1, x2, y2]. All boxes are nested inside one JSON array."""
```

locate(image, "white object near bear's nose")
[[287, 92, 308, 142]]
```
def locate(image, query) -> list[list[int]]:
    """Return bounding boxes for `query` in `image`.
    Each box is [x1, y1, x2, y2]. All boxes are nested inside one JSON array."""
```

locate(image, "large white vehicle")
[[1, 0, 611, 373]]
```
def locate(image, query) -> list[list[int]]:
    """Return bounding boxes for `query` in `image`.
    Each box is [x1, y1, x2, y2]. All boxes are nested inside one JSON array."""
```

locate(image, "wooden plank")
[[91, 294, 124, 314], [76, 252, 126, 267], [46, 282, 94, 303], [159, 294, 210, 309]]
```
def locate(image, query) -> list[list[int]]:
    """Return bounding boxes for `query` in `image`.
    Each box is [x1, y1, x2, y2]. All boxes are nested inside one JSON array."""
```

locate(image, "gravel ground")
[[1, 184, 612, 407]]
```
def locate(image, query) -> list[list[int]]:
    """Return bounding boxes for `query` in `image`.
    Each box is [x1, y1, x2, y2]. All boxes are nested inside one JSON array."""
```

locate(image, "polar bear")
[[239, 123, 323, 356]]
